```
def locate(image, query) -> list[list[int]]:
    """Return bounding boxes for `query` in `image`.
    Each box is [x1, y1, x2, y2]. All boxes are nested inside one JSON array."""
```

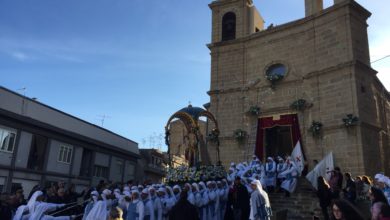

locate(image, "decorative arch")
[[222, 12, 236, 41], [165, 105, 220, 167]]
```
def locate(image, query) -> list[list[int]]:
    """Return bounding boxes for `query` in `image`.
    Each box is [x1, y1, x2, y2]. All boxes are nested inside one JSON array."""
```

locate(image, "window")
[[0, 126, 17, 153], [80, 149, 92, 177], [266, 63, 287, 78], [116, 160, 123, 175], [94, 165, 108, 178], [222, 12, 236, 41], [28, 134, 48, 170], [58, 145, 73, 164]]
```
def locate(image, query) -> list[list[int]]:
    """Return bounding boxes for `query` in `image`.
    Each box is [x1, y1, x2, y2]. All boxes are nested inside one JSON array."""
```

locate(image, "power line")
[[371, 55, 390, 64]]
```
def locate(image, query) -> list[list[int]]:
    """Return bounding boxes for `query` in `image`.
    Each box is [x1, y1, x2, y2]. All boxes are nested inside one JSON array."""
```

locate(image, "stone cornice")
[[207, 0, 370, 50]]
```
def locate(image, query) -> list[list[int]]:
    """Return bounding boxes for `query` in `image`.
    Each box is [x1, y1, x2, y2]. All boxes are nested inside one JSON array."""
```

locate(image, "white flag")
[[291, 140, 305, 175], [306, 152, 334, 189]]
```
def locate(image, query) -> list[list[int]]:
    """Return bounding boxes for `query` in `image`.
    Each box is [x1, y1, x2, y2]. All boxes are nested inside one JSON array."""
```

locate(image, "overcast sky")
[[1, 0, 389, 150]]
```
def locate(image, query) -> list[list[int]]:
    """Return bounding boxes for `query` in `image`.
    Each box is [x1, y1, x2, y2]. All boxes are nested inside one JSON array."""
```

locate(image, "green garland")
[[342, 114, 359, 127], [309, 121, 323, 137], [290, 99, 307, 111], [248, 105, 261, 116]]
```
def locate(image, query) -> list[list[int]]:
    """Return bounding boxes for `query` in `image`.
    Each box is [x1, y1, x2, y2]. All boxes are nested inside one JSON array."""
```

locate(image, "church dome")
[[177, 104, 205, 120]]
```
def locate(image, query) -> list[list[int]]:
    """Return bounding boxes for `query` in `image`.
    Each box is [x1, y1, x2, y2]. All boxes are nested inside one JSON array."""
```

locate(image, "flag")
[[306, 152, 334, 189], [291, 140, 305, 175]]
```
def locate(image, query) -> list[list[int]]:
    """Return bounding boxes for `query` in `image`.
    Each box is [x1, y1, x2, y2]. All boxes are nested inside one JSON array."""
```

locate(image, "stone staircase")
[[268, 178, 323, 220]]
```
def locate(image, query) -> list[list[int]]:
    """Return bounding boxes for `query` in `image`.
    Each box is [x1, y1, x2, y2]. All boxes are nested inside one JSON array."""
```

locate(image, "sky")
[[1, 0, 389, 150]]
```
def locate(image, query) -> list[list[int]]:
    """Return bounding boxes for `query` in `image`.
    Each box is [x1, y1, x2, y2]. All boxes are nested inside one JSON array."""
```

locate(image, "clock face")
[[265, 63, 287, 79]]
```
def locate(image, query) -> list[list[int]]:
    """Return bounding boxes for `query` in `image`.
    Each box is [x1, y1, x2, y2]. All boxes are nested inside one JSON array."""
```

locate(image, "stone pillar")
[[305, 0, 324, 17]]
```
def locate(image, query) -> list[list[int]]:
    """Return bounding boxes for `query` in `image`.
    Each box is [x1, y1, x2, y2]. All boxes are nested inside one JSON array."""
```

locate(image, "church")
[[169, 0, 389, 176]]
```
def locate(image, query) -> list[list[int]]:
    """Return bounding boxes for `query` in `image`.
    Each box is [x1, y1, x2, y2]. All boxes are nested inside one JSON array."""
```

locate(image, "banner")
[[305, 152, 334, 189], [291, 140, 305, 175]]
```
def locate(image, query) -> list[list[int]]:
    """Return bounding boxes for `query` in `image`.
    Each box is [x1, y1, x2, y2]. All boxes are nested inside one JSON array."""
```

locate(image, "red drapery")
[[255, 114, 304, 160]]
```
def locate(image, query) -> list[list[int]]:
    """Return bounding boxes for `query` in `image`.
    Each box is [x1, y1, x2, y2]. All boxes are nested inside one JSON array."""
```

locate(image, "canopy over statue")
[[165, 104, 220, 167]]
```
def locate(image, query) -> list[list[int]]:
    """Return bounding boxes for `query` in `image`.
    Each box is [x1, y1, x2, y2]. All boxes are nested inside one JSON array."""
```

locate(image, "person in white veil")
[[27, 191, 69, 220], [149, 187, 162, 220], [165, 186, 176, 208], [13, 190, 43, 220], [249, 180, 272, 220], [198, 182, 209, 220], [264, 157, 277, 192], [172, 185, 181, 202], [141, 188, 155, 220], [191, 183, 202, 214], [207, 181, 219, 220], [82, 191, 99, 220], [280, 157, 299, 197], [85, 200, 108, 220]]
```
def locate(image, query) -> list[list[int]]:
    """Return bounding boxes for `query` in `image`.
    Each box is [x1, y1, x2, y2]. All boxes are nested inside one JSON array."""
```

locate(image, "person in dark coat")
[[343, 173, 356, 204], [47, 187, 69, 204], [229, 176, 250, 220], [328, 167, 343, 199], [316, 176, 332, 220], [168, 189, 199, 220]]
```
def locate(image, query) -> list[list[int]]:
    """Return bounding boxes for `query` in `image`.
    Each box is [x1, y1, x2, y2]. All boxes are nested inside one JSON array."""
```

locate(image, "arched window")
[[222, 12, 236, 41]]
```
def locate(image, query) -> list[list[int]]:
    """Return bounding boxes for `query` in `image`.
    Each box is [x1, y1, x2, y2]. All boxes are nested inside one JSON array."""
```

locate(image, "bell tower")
[[209, 0, 264, 43]]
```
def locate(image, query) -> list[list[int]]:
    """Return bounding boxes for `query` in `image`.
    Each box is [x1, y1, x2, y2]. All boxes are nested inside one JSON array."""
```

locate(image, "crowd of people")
[[315, 169, 390, 220], [0, 155, 389, 220]]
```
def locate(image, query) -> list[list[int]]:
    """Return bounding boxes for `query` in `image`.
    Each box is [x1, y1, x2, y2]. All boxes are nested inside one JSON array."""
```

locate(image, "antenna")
[[97, 114, 111, 127], [17, 87, 27, 96]]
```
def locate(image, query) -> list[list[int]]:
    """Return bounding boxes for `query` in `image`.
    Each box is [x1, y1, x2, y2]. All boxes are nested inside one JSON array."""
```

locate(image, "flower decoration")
[[248, 105, 261, 116], [309, 121, 323, 137], [165, 165, 226, 185], [234, 129, 247, 142], [342, 114, 359, 127], [290, 99, 307, 111]]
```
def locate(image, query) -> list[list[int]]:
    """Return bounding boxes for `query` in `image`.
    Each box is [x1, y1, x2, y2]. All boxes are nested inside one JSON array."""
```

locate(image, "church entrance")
[[255, 114, 303, 160], [264, 126, 293, 158]]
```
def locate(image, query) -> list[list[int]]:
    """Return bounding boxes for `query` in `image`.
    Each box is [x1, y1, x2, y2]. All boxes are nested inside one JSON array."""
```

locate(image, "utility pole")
[[97, 114, 111, 127]]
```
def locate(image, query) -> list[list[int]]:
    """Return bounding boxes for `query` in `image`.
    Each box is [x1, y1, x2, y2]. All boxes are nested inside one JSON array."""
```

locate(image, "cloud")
[[10, 51, 30, 61]]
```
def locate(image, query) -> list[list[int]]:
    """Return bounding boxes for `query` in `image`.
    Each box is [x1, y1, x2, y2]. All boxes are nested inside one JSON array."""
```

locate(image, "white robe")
[[86, 201, 108, 220], [264, 162, 277, 187], [249, 190, 271, 220], [151, 196, 162, 220], [143, 199, 155, 220], [280, 165, 299, 193], [198, 189, 209, 220], [28, 202, 67, 220], [207, 189, 219, 220]]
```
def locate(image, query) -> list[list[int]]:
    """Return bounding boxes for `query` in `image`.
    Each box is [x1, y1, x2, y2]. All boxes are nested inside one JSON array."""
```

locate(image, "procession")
[[1, 0, 390, 219], [2, 147, 390, 220]]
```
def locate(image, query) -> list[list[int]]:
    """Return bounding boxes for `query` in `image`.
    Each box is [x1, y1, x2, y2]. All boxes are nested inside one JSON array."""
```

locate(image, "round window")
[[265, 63, 287, 79]]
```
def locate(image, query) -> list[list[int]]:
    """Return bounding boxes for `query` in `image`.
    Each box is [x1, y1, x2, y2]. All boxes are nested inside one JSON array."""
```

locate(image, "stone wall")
[[207, 0, 389, 176]]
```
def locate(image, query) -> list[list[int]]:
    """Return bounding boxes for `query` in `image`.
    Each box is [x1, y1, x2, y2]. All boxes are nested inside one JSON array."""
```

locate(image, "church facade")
[[206, 0, 390, 176]]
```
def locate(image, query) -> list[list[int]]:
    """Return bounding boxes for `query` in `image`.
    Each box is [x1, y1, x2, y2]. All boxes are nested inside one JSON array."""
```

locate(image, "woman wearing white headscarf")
[[172, 185, 181, 202], [13, 190, 44, 220], [85, 200, 108, 220], [191, 183, 202, 211], [27, 191, 68, 220], [207, 181, 219, 220], [250, 180, 272, 220], [264, 157, 277, 191], [165, 186, 176, 210], [198, 182, 209, 220], [280, 158, 299, 197], [149, 187, 162, 220], [141, 188, 155, 220], [82, 191, 99, 220]]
